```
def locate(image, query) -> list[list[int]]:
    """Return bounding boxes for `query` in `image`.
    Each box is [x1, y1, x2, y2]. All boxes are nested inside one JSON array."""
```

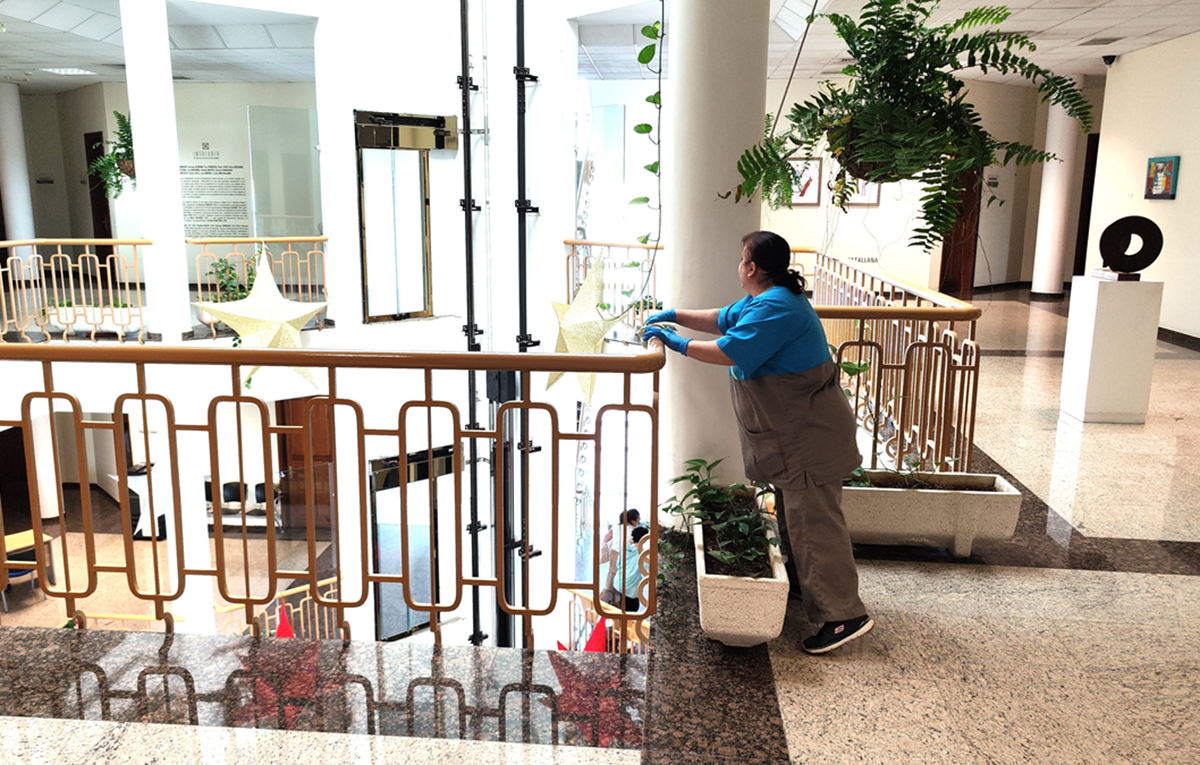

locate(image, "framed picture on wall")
[[846, 178, 881, 206], [1145, 156, 1180, 200], [787, 157, 821, 206]]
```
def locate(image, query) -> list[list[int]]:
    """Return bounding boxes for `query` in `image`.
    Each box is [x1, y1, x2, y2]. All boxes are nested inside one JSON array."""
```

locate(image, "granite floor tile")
[[776, 672, 981, 765], [0, 715, 642, 764]]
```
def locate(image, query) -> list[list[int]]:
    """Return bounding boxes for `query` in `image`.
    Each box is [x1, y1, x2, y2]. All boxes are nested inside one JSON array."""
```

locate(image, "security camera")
[[1102, 55, 1117, 66]]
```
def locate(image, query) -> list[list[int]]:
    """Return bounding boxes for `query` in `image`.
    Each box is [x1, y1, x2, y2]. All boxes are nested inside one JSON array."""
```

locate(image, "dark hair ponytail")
[[618, 509, 641, 525], [741, 230, 807, 294]]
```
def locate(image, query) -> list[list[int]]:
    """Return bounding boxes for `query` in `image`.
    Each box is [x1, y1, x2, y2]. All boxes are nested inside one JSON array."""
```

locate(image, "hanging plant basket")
[[117, 159, 136, 180], [733, 0, 1094, 251]]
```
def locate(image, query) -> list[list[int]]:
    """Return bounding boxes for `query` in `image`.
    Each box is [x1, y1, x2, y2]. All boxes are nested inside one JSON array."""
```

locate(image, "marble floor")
[[2, 288, 1198, 764]]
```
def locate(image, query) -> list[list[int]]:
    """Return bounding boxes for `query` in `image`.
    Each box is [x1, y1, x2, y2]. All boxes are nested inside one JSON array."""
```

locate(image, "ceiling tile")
[[1010, 8, 1089, 21], [31, 2, 94, 30], [0, 0, 59, 22], [101, 27, 121, 45], [70, 9, 118, 39], [169, 25, 226, 50], [265, 22, 314, 49], [215, 24, 274, 49]]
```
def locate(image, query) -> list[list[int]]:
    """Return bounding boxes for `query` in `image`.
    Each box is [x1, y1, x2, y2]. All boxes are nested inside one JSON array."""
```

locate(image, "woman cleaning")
[[643, 231, 872, 654]]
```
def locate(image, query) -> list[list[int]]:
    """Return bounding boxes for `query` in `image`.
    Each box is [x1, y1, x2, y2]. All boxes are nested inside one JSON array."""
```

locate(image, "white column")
[[0, 83, 36, 243], [662, 0, 769, 484], [1030, 79, 1082, 298], [119, 0, 192, 339]]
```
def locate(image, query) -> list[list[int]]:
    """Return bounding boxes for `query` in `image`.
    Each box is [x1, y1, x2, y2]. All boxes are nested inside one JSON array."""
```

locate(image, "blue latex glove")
[[643, 325, 690, 356], [645, 308, 676, 325]]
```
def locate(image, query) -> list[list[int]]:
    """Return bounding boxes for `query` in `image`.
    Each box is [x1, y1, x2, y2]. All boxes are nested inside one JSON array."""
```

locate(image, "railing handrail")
[[186, 236, 329, 245], [815, 305, 982, 321], [0, 238, 153, 247], [563, 238, 662, 250], [0, 341, 667, 373], [817, 253, 977, 312]]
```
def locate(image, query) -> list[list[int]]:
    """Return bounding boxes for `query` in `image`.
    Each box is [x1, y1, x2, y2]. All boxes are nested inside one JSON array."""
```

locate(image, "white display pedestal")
[[1060, 276, 1163, 424]]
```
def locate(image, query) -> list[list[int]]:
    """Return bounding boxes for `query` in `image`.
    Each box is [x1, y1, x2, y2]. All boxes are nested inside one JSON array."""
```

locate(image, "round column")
[[1030, 78, 1082, 299], [120, 0, 193, 338], [0, 83, 37, 243], [661, 0, 769, 484]]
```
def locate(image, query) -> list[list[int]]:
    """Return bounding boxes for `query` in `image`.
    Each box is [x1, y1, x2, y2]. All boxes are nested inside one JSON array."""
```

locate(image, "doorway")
[[1073, 133, 1101, 278], [275, 397, 335, 532], [84, 131, 114, 257]]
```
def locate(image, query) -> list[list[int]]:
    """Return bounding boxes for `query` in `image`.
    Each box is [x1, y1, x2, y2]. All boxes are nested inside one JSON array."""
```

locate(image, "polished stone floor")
[[2, 287, 1198, 764]]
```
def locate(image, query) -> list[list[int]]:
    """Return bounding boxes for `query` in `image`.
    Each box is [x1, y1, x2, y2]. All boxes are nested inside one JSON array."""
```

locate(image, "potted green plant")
[[88, 112, 135, 200], [198, 256, 256, 335], [835, 355, 1022, 556], [734, 0, 1094, 251], [663, 458, 787, 647]]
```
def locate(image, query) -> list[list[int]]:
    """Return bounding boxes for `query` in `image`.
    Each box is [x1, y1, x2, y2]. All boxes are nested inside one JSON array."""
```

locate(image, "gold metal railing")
[[563, 240, 980, 472], [190, 236, 328, 337], [216, 576, 341, 639], [565, 239, 661, 328], [0, 342, 663, 652], [814, 253, 981, 472], [0, 239, 151, 344], [565, 240, 817, 328]]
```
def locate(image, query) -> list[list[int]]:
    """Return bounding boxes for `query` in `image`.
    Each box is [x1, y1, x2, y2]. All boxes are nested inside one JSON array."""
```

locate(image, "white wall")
[[1087, 32, 1200, 338], [20, 94, 72, 238], [55, 83, 112, 239]]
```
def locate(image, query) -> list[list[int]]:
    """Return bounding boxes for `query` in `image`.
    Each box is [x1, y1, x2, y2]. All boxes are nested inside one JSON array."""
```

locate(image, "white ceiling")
[[577, 0, 1200, 82], [0, 0, 314, 94]]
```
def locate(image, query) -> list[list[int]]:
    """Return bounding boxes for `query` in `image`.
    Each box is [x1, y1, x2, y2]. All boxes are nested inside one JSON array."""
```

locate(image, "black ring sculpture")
[[1099, 216, 1163, 273]]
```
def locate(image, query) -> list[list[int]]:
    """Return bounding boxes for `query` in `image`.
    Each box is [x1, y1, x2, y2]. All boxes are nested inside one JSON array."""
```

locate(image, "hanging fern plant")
[[88, 111, 136, 200], [734, 0, 1093, 252]]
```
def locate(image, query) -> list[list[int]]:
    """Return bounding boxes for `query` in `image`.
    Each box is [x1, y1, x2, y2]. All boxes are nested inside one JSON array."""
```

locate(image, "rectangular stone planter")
[[693, 520, 789, 647], [842, 470, 1022, 557]]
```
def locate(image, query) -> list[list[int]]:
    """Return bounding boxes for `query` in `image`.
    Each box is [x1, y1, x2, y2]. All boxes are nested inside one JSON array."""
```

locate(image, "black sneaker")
[[802, 615, 875, 654]]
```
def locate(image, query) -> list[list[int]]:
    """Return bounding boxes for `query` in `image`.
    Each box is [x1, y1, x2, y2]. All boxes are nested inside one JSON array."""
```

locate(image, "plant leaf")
[[629, 196, 651, 204], [634, 123, 654, 134], [638, 44, 656, 64]]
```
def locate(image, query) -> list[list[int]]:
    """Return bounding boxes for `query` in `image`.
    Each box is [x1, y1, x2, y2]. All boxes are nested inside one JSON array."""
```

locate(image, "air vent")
[[1081, 37, 1124, 46]]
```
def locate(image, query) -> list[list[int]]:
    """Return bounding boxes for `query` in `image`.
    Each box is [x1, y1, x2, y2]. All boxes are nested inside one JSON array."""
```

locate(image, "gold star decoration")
[[193, 269, 327, 385], [547, 260, 620, 404]]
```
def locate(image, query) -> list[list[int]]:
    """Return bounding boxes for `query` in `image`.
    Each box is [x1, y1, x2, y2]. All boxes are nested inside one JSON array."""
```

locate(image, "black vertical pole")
[[505, 0, 539, 650], [459, 0, 486, 647]]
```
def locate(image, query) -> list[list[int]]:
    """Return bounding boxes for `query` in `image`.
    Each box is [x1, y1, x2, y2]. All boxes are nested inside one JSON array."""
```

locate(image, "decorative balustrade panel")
[[0, 344, 661, 651], [0, 239, 150, 344], [565, 239, 661, 328], [813, 253, 981, 473], [190, 236, 328, 337]]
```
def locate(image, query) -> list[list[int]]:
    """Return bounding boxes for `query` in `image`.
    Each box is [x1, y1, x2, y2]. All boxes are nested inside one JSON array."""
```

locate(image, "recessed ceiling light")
[[40, 68, 98, 76]]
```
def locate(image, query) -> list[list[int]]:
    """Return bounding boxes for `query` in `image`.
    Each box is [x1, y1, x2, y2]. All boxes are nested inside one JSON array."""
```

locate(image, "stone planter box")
[[693, 519, 789, 647], [842, 470, 1022, 557]]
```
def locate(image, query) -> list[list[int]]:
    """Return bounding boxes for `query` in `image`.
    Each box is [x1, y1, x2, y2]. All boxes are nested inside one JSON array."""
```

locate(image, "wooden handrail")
[[0, 238, 153, 247], [815, 305, 981, 321], [563, 238, 662, 250], [819, 254, 977, 311], [0, 341, 667, 373], [186, 236, 329, 244]]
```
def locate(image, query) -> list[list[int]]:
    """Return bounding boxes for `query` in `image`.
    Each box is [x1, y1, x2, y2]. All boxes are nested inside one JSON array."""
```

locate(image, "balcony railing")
[[814, 253, 981, 473], [0, 342, 663, 652], [0, 239, 151, 344], [564, 239, 981, 473], [190, 236, 328, 337]]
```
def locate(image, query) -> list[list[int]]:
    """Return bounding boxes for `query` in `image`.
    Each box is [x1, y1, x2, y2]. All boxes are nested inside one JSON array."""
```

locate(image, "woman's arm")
[[673, 308, 720, 334], [685, 340, 735, 366]]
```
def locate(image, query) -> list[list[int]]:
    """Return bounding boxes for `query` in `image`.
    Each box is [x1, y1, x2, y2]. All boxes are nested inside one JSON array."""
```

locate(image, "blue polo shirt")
[[715, 286, 830, 380]]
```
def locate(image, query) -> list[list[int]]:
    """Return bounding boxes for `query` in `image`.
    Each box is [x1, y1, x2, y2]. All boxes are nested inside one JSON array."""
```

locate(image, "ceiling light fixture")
[[40, 68, 99, 76]]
